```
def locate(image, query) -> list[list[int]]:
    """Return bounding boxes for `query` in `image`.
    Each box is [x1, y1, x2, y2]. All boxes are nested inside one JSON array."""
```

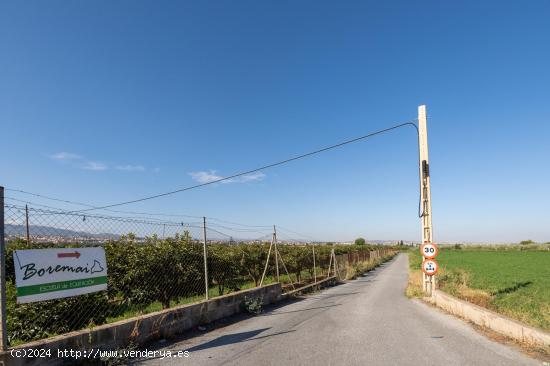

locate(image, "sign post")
[[13, 248, 108, 304], [418, 105, 435, 295]]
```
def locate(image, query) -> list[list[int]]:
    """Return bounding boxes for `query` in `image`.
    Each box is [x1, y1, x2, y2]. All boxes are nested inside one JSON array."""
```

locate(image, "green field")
[[409, 248, 550, 330]]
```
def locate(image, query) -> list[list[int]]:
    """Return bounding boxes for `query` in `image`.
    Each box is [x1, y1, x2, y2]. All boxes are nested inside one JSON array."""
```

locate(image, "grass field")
[[408, 248, 550, 331]]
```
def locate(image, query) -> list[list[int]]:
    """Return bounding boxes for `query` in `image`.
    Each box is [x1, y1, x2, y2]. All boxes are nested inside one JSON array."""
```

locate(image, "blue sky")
[[1, 1, 549, 243]]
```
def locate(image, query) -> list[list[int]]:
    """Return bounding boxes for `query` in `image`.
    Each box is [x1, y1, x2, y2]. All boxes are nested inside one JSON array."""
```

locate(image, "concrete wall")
[[1, 283, 282, 366], [283, 276, 337, 298], [429, 290, 550, 348]]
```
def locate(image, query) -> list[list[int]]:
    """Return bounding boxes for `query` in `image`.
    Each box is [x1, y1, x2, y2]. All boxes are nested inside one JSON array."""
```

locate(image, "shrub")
[[208, 244, 242, 295], [4, 235, 389, 345], [106, 233, 204, 309], [6, 282, 109, 344], [238, 243, 271, 286], [354, 238, 366, 246]]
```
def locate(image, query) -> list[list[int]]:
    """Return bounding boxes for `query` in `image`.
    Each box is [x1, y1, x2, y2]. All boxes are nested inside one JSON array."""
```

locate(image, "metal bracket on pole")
[[418, 105, 435, 296]]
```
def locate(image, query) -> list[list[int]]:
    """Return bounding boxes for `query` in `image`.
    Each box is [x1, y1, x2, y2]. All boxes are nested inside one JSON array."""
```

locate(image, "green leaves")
[[5, 235, 394, 345]]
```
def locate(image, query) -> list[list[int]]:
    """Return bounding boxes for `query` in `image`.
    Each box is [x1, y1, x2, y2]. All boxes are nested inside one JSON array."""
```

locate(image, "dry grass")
[[457, 285, 492, 308], [406, 269, 424, 298], [406, 262, 493, 308], [345, 253, 397, 280], [436, 268, 493, 308]]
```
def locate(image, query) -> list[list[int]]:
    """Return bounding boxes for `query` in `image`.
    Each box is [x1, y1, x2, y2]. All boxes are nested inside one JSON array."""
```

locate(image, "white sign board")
[[422, 259, 439, 276], [13, 248, 108, 304]]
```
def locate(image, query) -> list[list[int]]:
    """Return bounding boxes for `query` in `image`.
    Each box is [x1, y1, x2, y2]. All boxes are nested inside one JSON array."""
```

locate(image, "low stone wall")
[[428, 289, 550, 348], [282, 276, 337, 298], [1, 283, 282, 366]]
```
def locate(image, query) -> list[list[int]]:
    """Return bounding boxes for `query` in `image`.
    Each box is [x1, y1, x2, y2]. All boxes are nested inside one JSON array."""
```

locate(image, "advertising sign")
[[13, 248, 108, 304]]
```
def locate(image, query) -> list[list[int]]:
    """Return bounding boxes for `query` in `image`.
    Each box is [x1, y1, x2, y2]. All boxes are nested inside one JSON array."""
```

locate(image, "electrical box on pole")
[[418, 105, 435, 295]]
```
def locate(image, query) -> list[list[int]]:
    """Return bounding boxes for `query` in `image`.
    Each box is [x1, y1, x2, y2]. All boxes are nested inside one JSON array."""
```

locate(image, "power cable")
[[61, 120, 419, 213], [276, 226, 318, 241], [5, 188, 204, 219], [6, 119, 423, 218]]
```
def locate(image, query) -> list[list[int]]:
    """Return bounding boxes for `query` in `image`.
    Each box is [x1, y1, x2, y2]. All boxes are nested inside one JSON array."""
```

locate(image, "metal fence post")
[[202, 217, 209, 300], [0, 187, 7, 350]]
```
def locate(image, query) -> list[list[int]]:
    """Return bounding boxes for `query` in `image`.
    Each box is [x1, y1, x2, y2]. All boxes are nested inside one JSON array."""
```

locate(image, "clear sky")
[[1, 1, 549, 243]]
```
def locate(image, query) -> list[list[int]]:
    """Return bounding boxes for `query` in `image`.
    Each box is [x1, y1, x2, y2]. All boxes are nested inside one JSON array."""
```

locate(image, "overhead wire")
[[56, 120, 419, 213], [276, 226, 318, 242], [6, 119, 423, 222]]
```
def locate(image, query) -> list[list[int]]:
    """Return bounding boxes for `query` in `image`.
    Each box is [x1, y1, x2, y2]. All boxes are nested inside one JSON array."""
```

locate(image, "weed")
[[242, 296, 263, 315]]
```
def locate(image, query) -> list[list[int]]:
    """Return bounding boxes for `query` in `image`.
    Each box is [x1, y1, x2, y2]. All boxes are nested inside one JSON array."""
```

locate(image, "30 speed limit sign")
[[422, 259, 439, 276], [420, 242, 439, 259]]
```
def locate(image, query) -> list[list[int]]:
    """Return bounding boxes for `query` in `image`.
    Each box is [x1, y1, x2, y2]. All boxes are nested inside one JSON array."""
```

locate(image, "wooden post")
[[259, 233, 274, 287], [327, 248, 333, 278], [418, 105, 435, 295], [0, 187, 7, 350], [274, 225, 280, 282], [202, 217, 209, 300], [312, 244, 317, 283], [276, 245, 295, 291], [332, 248, 340, 279]]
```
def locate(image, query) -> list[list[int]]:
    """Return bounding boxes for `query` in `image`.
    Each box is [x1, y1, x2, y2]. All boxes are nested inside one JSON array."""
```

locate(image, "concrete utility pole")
[[418, 105, 435, 295]]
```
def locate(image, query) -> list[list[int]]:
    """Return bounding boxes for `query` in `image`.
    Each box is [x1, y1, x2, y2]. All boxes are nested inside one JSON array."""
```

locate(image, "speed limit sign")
[[420, 242, 439, 259], [422, 259, 439, 276]]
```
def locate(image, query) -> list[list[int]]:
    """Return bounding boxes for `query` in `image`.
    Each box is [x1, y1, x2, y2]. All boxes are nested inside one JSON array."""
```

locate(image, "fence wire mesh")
[[3, 204, 207, 346], [2, 203, 396, 347]]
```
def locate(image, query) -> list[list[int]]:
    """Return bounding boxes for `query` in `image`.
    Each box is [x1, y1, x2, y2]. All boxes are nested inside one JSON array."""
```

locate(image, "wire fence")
[[1, 202, 396, 348]]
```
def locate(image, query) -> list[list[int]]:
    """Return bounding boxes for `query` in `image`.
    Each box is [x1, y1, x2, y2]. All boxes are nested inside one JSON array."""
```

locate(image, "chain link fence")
[[1, 201, 395, 348]]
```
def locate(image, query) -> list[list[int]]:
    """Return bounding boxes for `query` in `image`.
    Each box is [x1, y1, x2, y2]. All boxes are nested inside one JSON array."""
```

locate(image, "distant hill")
[[5, 224, 119, 239]]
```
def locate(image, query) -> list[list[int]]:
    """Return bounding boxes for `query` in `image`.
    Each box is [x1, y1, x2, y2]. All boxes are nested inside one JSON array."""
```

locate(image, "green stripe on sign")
[[17, 276, 108, 297]]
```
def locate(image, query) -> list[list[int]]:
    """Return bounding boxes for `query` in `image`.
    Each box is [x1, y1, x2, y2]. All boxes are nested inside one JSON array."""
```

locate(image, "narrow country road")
[[137, 253, 539, 366]]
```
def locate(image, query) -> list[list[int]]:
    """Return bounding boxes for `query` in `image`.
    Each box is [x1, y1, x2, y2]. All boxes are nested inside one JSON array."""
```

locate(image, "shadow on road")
[[135, 295, 318, 356], [261, 303, 342, 316], [308, 292, 360, 300], [186, 328, 296, 352]]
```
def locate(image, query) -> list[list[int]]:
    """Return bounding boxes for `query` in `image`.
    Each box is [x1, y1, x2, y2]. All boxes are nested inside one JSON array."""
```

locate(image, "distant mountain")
[[4, 224, 119, 239]]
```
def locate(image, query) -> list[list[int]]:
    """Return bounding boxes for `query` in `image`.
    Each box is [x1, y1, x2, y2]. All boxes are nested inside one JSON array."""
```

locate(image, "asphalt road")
[[137, 253, 540, 366]]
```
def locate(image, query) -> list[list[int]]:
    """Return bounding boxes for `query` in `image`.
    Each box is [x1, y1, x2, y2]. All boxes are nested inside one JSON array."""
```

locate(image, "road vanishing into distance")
[[138, 254, 539, 366]]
